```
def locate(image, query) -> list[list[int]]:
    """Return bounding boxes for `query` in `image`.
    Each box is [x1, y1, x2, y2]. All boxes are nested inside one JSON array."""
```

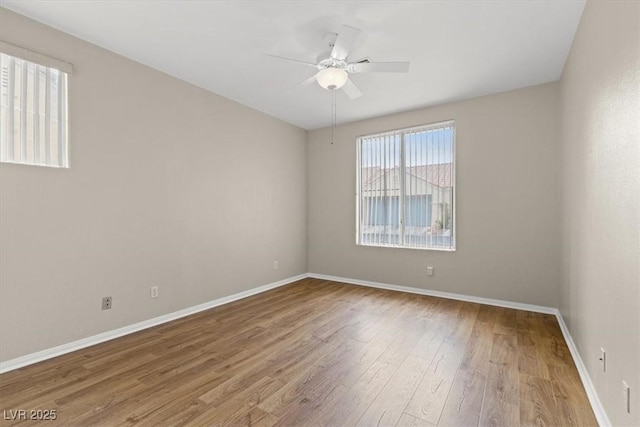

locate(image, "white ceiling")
[[2, 1, 585, 130]]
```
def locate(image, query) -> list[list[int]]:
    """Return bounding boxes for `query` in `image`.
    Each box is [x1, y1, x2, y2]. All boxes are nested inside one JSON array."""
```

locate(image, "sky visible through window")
[[361, 128, 454, 167]]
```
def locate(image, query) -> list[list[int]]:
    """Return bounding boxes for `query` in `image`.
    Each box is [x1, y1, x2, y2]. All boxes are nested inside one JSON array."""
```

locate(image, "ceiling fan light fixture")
[[316, 68, 348, 90]]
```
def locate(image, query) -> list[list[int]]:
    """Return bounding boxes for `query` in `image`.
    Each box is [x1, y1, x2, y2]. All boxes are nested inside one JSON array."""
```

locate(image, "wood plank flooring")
[[0, 278, 597, 426]]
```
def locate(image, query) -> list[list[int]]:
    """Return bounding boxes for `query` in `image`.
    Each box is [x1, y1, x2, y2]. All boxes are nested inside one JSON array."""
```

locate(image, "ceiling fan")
[[267, 25, 410, 99]]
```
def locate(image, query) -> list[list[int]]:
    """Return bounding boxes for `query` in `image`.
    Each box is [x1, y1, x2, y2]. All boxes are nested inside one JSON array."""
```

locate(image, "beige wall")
[[0, 9, 307, 362], [308, 83, 561, 307], [559, 1, 640, 425]]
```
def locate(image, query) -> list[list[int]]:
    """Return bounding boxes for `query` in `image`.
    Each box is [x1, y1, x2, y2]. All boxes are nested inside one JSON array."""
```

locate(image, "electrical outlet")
[[101, 296, 112, 310], [599, 347, 606, 372], [622, 381, 630, 414], [427, 266, 434, 276], [273, 261, 278, 270], [150, 286, 159, 298]]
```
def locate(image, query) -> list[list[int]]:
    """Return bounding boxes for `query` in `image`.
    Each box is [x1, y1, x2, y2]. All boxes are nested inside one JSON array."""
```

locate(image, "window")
[[356, 120, 455, 250], [1, 42, 72, 168]]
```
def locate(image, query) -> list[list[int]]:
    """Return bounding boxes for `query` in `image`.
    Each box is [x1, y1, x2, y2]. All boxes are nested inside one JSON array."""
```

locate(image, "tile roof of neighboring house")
[[361, 163, 453, 190]]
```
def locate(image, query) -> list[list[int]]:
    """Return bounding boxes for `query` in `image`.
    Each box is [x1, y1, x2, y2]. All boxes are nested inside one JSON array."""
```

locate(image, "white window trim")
[[0, 41, 74, 75], [355, 120, 456, 251]]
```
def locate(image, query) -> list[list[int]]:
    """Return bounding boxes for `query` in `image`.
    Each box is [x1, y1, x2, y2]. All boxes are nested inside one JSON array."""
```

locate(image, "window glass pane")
[[0, 52, 69, 168], [358, 121, 455, 250], [360, 133, 401, 246]]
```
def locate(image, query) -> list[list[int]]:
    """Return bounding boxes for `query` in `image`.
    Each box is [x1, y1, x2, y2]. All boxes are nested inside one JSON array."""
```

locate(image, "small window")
[[356, 120, 455, 251], [1, 49, 69, 168]]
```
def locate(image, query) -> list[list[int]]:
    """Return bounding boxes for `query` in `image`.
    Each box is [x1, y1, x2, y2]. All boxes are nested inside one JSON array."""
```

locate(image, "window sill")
[[357, 242, 456, 252]]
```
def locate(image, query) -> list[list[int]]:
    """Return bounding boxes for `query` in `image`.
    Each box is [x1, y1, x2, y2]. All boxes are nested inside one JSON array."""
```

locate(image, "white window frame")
[[0, 41, 73, 168], [355, 120, 456, 251]]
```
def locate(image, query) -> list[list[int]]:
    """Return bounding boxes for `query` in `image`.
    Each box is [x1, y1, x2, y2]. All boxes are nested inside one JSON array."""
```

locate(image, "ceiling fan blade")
[[330, 25, 362, 61], [300, 74, 318, 86], [349, 62, 410, 73], [265, 54, 317, 68], [285, 74, 318, 93], [341, 79, 363, 99]]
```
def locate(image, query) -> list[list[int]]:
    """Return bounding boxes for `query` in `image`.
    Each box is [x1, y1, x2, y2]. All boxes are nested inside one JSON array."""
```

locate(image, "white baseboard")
[[0, 271, 611, 427], [308, 272, 557, 314], [308, 272, 610, 427], [555, 313, 611, 427], [0, 273, 308, 374]]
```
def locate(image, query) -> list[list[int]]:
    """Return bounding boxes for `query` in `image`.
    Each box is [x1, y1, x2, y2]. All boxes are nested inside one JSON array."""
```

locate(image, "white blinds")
[[0, 51, 69, 168], [357, 121, 455, 250]]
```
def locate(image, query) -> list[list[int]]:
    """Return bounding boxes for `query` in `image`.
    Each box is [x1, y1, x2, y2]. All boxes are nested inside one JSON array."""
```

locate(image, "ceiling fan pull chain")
[[331, 90, 336, 145]]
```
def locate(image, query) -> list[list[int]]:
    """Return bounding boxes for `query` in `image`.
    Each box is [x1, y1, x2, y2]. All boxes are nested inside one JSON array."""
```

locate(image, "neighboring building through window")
[[356, 120, 455, 250], [0, 43, 71, 168]]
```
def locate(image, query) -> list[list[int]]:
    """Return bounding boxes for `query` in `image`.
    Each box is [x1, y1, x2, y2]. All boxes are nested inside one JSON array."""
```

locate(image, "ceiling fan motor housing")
[[316, 55, 347, 70]]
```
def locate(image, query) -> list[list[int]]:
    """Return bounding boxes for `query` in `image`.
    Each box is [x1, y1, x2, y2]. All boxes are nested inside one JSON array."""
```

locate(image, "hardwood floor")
[[0, 278, 597, 426]]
